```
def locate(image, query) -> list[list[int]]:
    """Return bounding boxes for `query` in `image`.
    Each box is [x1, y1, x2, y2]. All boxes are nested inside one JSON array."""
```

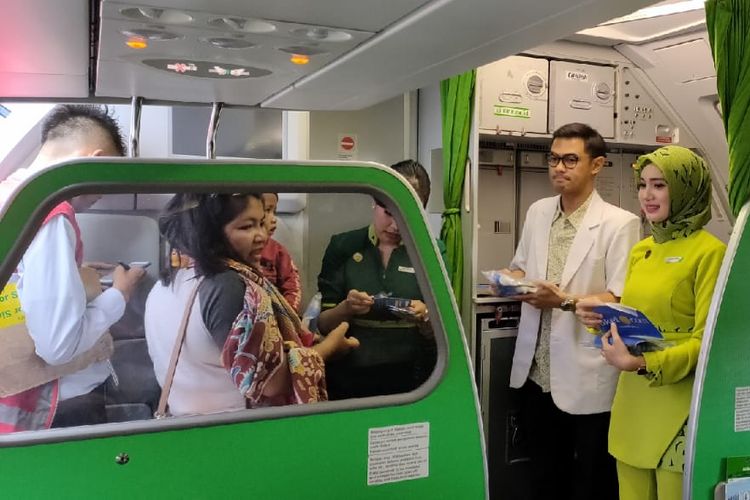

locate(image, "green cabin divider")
[[687, 203, 750, 499], [0, 159, 487, 499]]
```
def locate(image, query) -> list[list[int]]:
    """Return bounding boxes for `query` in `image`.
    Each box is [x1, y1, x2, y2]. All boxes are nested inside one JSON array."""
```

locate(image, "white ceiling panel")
[[654, 37, 716, 83], [2, 0, 663, 109], [0, 0, 89, 98], [569, 9, 706, 46], [119, 0, 430, 32], [96, 3, 374, 104], [263, 0, 657, 110]]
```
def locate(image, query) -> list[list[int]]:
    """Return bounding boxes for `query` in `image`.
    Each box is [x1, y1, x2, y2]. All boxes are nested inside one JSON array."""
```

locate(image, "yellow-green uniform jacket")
[[609, 229, 726, 468]]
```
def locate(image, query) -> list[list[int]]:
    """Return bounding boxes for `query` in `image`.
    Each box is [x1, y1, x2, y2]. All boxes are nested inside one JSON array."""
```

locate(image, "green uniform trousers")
[[616, 460, 682, 500]]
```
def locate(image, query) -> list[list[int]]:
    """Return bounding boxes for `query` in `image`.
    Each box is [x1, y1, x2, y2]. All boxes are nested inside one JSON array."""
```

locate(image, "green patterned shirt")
[[529, 193, 592, 392]]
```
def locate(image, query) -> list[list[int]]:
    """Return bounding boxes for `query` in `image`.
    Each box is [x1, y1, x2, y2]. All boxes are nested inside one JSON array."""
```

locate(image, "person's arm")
[[563, 216, 641, 316], [522, 282, 617, 310], [317, 289, 373, 334], [200, 272, 246, 349], [203, 272, 292, 398], [275, 244, 302, 314], [641, 242, 725, 386], [18, 217, 125, 365], [603, 216, 641, 300], [317, 235, 358, 334]]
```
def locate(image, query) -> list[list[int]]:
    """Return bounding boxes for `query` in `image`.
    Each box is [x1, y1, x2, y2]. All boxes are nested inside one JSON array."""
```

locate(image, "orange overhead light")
[[126, 37, 148, 49], [290, 53, 310, 65]]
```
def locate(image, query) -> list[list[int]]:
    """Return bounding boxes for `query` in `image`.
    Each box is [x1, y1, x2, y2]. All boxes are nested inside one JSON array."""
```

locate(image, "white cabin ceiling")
[[1, 0, 658, 110]]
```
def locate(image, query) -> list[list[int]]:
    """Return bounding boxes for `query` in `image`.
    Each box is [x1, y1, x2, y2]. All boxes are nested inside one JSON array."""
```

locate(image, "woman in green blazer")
[[577, 146, 726, 500]]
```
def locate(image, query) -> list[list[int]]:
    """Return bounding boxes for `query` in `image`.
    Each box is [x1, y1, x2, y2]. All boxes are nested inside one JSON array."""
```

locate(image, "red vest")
[[0, 202, 83, 433], [44, 201, 84, 266]]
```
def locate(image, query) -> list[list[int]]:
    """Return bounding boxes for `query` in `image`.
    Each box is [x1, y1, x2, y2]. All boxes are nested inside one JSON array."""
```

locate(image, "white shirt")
[[17, 215, 125, 400], [509, 191, 641, 414], [145, 268, 245, 417]]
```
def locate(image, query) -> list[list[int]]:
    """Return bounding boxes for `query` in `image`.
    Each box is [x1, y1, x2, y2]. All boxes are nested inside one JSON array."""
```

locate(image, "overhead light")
[[120, 7, 193, 24], [290, 54, 310, 65], [201, 37, 256, 49], [290, 27, 352, 42], [208, 17, 276, 34], [278, 45, 328, 56], [121, 28, 181, 41], [599, 0, 706, 25], [126, 36, 148, 49]]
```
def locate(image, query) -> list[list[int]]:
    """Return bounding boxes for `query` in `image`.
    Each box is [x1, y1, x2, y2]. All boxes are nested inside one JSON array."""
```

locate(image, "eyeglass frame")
[[546, 152, 589, 169]]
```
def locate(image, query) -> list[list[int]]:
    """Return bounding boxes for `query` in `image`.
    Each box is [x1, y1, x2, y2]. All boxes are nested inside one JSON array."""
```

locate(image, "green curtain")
[[439, 70, 476, 305], [706, 0, 750, 216]]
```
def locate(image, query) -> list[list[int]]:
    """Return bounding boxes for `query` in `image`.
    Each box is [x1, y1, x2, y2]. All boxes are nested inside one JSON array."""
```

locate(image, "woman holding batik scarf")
[[576, 146, 726, 500], [144, 193, 358, 416]]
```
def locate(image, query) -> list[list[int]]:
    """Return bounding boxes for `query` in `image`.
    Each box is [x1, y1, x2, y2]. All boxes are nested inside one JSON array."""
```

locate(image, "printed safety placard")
[[367, 422, 429, 486], [0, 283, 25, 328], [735, 387, 750, 432]]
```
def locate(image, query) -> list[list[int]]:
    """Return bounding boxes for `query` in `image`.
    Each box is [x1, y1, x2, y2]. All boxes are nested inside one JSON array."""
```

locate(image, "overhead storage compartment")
[[548, 60, 615, 137], [477, 55, 549, 134]]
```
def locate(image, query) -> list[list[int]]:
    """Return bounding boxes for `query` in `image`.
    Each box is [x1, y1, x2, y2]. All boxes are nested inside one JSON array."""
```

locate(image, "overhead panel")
[[124, 0, 425, 33], [618, 66, 685, 146], [654, 38, 715, 84], [96, 1, 378, 105], [548, 60, 615, 138], [263, 0, 655, 110], [477, 55, 548, 135]]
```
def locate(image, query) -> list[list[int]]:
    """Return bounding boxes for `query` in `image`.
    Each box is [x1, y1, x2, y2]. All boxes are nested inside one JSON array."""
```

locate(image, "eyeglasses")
[[546, 153, 581, 169]]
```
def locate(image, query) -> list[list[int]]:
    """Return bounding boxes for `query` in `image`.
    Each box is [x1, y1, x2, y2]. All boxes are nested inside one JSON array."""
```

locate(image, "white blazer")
[[509, 191, 641, 414]]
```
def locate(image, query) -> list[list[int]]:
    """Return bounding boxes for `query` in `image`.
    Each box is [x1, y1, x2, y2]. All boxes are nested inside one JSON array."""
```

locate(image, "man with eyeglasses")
[[502, 123, 640, 500]]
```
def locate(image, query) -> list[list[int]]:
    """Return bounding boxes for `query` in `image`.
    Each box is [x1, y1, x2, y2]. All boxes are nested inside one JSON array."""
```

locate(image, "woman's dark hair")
[[551, 122, 607, 159], [159, 192, 262, 284], [391, 159, 431, 208]]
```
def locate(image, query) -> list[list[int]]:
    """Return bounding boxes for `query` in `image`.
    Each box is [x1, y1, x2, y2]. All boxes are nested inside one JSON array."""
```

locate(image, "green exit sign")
[[494, 105, 529, 119]]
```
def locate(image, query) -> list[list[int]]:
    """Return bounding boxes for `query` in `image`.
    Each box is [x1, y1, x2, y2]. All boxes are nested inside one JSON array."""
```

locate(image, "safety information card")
[[367, 422, 429, 486]]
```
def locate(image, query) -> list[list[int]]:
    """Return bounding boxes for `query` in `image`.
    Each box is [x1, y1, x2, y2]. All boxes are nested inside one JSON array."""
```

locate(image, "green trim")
[[0, 159, 485, 499]]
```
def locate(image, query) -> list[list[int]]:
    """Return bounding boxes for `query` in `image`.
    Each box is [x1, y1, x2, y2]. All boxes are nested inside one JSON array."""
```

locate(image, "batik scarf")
[[221, 259, 324, 407], [634, 145, 712, 243]]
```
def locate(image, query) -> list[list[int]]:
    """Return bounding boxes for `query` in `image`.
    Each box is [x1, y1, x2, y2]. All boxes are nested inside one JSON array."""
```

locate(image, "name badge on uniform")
[[398, 266, 415, 274], [665, 256, 683, 263]]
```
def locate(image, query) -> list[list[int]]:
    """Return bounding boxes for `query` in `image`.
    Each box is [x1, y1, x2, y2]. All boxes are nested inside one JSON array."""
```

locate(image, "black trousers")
[[518, 379, 618, 500], [51, 384, 106, 428]]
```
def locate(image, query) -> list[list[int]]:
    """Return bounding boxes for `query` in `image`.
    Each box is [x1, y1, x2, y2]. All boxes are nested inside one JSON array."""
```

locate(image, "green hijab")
[[633, 145, 712, 243]]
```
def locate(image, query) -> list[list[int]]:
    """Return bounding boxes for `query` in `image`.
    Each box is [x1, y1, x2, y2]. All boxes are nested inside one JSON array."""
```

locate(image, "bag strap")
[[155, 280, 201, 419]]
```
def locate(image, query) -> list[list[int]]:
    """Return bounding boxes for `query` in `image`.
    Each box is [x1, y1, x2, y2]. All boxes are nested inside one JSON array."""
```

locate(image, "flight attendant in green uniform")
[[577, 146, 726, 500], [317, 160, 435, 400]]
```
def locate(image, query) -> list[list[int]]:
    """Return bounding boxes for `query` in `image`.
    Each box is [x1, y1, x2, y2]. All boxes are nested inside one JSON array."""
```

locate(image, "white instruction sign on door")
[[735, 387, 750, 432], [367, 422, 429, 486]]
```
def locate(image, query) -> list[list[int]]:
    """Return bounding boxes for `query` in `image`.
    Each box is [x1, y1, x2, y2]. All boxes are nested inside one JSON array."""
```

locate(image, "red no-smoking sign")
[[340, 136, 355, 150], [337, 133, 358, 157]]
